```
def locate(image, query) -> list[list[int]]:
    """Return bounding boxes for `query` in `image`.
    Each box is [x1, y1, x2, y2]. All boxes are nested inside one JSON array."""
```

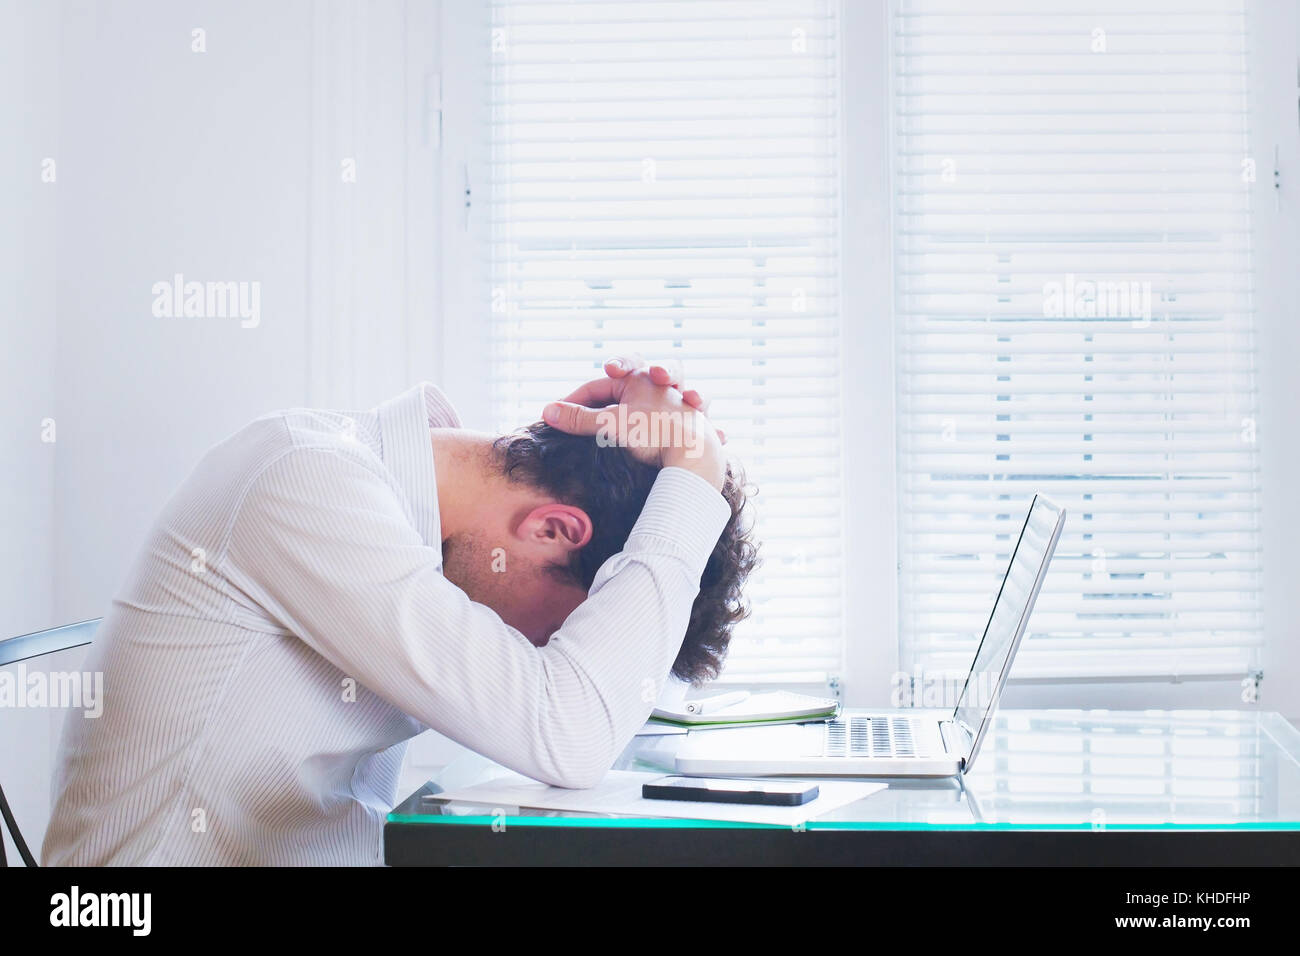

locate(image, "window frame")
[[433, 0, 1300, 714]]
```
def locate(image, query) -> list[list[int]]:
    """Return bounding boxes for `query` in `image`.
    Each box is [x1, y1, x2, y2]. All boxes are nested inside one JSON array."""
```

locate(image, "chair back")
[[0, 618, 100, 866], [0, 618, 100, 667]]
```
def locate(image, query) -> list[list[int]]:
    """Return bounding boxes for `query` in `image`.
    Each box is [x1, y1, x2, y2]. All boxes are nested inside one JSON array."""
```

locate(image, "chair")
[[0, 618, 99, 866]]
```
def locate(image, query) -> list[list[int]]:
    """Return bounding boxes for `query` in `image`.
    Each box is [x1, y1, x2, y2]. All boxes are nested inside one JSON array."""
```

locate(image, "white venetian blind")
[[893, 0, 1262, 680], [487, 0, 844, 685]]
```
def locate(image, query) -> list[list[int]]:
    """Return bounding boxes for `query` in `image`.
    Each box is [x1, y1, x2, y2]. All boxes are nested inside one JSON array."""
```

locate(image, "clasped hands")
[[542, 356, 727, 491]]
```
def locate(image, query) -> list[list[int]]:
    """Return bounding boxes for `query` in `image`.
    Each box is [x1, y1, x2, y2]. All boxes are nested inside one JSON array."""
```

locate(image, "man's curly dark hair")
[[493, 422, 758, 685]]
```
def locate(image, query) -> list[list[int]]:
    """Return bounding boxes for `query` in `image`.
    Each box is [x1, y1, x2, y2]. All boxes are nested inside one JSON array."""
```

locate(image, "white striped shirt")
[[41, 383, 729, 866]]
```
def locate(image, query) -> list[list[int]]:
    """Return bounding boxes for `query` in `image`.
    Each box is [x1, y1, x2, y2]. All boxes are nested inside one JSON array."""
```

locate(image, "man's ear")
[[516, 503, 593, 553]]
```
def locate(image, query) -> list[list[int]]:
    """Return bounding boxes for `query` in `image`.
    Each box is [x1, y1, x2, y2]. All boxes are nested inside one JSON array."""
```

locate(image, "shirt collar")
[[375, 382, 462, 550]]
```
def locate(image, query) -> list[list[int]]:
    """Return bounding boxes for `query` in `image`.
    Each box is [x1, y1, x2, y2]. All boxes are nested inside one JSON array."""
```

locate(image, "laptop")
[[674, 494, 1066, 778]]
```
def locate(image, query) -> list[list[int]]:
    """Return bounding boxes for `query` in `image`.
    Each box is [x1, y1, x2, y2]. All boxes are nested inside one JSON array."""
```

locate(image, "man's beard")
[[439, 531, 579, 647], [441, 531, 495, 606]]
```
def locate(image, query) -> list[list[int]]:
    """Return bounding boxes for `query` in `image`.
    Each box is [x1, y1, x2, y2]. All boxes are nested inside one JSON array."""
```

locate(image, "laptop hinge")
[[940, 720, 973, 773]]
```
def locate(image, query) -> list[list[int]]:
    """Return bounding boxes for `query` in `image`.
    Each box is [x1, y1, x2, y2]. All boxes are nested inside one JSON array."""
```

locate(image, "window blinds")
[[893, 0, 1262, 680], [487, 0, 844, 685]]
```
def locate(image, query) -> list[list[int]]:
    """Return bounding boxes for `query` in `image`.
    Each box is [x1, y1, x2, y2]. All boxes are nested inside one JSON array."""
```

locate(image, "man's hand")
[[543, 359, 727, 492], [554, 356, 726, 445]]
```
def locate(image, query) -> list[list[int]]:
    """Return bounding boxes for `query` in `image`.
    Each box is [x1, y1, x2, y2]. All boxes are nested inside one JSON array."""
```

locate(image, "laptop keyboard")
[[824, 716, 917, 758]]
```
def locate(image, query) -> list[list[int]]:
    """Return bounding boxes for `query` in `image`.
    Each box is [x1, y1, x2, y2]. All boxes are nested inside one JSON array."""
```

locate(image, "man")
[[41, 358, 756, 865]]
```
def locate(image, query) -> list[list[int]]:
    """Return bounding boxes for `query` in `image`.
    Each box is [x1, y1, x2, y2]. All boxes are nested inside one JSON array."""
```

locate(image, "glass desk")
[[384, 710, 1300, 865]]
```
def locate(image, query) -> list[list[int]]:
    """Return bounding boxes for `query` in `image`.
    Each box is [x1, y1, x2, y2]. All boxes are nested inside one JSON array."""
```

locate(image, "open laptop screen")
[[951, 496, 1065, 746]]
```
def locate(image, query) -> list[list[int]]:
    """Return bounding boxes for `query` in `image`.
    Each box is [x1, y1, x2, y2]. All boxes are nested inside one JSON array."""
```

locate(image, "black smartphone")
[[642, 775, 819, 806]]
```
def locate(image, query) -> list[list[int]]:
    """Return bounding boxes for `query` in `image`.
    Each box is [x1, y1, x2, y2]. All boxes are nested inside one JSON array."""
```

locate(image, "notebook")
[[648, 690, 840, 729]]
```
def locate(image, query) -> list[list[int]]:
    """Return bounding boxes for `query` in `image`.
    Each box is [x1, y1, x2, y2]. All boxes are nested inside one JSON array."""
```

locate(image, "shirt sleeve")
[[224, 444, 731, 789]]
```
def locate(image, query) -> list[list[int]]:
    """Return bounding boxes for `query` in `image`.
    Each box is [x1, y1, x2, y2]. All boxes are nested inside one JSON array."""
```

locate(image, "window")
[[486, 0, 844, 686], [892, 0, 1262, 681]]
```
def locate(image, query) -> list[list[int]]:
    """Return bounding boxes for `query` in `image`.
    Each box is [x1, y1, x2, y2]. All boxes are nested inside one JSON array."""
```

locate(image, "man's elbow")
[[536, 726, 619, 789], [527, 748, 610, 789]]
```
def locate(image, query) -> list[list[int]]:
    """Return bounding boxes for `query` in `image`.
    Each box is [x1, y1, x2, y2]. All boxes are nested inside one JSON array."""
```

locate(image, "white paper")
[[427, 770, 886, 826], [633, 722, 689, 736]]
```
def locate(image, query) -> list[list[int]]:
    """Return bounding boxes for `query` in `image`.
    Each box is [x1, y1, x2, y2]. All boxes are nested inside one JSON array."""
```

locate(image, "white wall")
[[53, 0, 318, 619], [0, 0, 60, 867], [0, 5, 57, 628], [1, 0, 465, 859]]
